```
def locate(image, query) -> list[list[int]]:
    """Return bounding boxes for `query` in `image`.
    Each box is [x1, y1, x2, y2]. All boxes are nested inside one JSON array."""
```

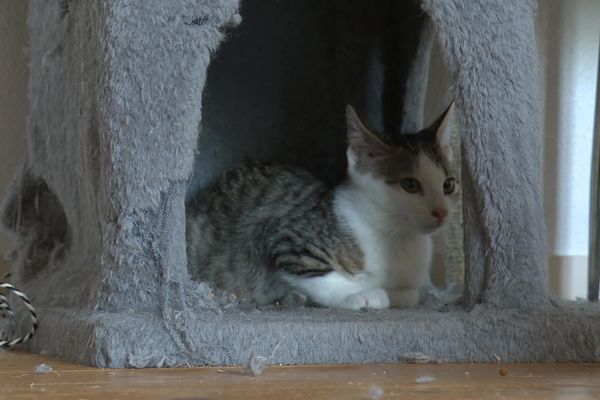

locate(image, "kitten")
[[186, 104, 458, 310]]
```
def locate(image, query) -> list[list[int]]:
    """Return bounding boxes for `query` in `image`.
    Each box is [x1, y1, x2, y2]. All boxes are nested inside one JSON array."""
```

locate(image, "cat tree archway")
[[2, 0, 599, 367]]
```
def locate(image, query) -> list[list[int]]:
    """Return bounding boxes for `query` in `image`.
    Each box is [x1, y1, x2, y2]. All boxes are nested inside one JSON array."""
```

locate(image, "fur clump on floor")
[[33, 363, 53, 374], [367, 386, 385, 399], [242, 338, 284, 376], [244, 353, 270, 376], [415, 375, 436, 383]]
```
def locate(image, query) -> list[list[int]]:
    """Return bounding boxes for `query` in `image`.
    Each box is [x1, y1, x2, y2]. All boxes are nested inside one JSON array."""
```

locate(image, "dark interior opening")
[[1, 176, 71, 281], [187, 0, 429, 199]]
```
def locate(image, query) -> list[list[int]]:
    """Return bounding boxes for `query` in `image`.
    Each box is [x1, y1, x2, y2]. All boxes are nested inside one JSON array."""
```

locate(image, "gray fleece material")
[[1, 0, 598, 367]]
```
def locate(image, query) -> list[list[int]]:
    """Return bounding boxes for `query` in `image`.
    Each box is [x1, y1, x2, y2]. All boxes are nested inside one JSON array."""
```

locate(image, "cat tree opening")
[[186, 0, 464, 292]]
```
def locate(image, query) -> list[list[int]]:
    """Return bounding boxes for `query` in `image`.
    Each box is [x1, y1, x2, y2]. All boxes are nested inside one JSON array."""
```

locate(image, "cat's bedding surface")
[[186, 105, 458, 310]]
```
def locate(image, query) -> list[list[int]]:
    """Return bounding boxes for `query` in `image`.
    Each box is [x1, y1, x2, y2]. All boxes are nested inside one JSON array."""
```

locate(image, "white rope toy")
[[0, 274, 38, 349]]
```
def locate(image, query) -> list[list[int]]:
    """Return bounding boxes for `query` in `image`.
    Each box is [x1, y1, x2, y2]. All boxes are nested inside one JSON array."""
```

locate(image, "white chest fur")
[[282, 182, 435, 310], [335, 194, 432, 290]]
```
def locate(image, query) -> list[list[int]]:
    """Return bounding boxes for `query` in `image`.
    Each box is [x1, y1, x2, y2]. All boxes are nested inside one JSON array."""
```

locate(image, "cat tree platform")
[[2, 0, 599, 367], [31, 304, 600, 367]]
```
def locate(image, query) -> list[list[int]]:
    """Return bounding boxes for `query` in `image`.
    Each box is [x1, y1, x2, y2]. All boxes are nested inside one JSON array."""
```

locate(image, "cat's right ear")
[[345, 105, 390, 168]]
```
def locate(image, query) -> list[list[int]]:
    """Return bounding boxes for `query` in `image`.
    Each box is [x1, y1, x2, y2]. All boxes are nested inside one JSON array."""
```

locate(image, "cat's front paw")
[[344, 288, 390, 310]]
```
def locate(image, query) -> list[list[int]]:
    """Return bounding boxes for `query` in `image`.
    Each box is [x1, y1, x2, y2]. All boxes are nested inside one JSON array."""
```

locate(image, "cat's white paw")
[[344, 288, 390, 310]]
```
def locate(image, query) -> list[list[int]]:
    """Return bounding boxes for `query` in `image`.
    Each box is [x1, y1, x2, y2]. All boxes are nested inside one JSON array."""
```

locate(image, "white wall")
[[0, 2, 28, 275], [536, 0, 600, 299]]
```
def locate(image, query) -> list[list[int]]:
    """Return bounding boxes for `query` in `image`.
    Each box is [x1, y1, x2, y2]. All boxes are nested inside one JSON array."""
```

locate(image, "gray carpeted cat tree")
[[2, 0, 599, 367]]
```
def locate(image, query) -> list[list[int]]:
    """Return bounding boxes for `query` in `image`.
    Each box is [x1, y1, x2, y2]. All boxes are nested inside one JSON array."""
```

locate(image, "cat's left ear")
[[345, 105, 391, 168], [430, 102, 455, 161]]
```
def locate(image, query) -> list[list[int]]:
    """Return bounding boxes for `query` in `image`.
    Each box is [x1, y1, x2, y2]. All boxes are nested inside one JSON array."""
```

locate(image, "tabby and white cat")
[[186, 104, 458, 310]]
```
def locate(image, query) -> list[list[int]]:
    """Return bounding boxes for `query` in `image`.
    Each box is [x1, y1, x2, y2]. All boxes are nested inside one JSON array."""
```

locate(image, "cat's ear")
[[345, 105, 391, 168], [429, 102, 455, 161]]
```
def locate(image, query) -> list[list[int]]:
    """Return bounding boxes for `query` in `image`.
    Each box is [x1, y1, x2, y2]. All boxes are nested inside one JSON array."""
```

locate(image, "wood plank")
[[0, 351, 599, 399]]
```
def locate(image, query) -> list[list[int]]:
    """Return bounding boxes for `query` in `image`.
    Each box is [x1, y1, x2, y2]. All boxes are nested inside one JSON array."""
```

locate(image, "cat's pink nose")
[[431, 208, 448, 222]]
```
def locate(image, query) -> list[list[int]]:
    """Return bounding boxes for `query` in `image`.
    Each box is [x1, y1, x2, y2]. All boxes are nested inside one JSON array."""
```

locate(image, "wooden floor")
[[1, 351, 599, 399]]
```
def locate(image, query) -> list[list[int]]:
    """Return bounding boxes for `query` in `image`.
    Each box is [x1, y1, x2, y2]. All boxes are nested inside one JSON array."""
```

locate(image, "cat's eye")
[[400, 178, 421, 194], [443, 178, 456, 195]]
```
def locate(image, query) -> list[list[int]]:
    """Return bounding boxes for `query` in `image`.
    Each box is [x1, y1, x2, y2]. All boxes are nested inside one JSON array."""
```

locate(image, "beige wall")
[[0, 2, 28, 276], [536, 0, 600, 299]]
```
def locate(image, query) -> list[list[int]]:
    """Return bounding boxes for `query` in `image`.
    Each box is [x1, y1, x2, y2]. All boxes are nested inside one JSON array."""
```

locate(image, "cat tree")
[[2, 0, 599, 367]]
